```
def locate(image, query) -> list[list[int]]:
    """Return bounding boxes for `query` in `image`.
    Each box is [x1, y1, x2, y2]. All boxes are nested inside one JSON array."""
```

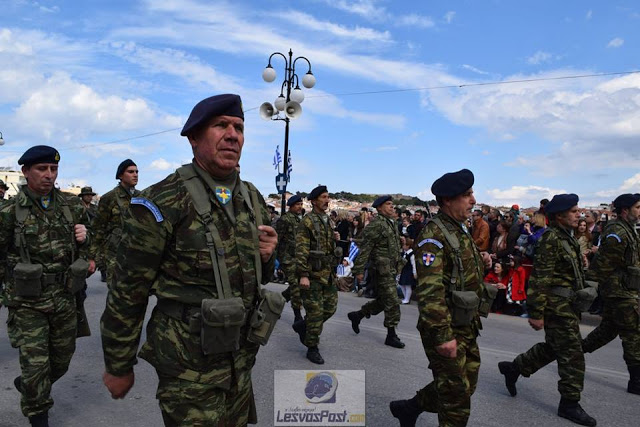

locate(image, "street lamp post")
[[0, 131, 4, 146], [260, 49, 316, 214]]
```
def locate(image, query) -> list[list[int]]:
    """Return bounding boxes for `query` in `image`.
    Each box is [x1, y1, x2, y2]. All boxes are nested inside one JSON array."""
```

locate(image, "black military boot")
[[627, 365, 640, 395], [385, 327, 405, 348], [14, 376, 23, 393], [292, 318, 306, 344], [28, 412, 49, 427], [557, 398, 597, 426], [389, 395, 422, 427], [347, 311, 364, 334], [293, 308, 303, 324], [281, 287, 291, 302], [498, 361, 520, 397], [306, 347, 324, 365]]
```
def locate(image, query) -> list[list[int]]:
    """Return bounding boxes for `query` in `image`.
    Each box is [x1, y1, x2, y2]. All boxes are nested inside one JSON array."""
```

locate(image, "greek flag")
[[287, 150, 293, 181], [348, 241, 360, 262], [273, 145, 282, 170]]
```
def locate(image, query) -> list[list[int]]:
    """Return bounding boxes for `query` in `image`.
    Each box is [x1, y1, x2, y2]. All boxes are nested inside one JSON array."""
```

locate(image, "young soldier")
[[276, 194, 304, 323]]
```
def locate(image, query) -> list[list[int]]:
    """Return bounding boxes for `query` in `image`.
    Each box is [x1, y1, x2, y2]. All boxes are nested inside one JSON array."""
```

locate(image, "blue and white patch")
[[423, 252, 436, 267], [605, 233, 622, 243], [418, 238, 443, 249], [131, 197, 163, 222]]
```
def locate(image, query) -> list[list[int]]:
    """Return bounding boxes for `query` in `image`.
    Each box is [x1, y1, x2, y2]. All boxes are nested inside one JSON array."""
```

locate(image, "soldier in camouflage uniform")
[[88, 159, 140, 285], [0, 146, 91, 427], [348, 195, 405, 348], [0, 178, 9, 200], [101, 94, 279, 426], [293, 185, 340, 365], [390, 169, 491, 427], [78, 186, 98, 223], [498, 194, 597, 426], [583, 193, 640, 395], [276, 194, 304, 323]]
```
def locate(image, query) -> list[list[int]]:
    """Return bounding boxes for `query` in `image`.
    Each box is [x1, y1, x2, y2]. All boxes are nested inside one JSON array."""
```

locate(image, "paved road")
[[1, 274, 636, 426]]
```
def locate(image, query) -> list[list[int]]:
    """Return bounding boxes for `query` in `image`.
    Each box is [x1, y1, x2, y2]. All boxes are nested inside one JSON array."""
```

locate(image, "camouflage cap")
[[79, 186, 96, 196], [181, 94, 244, 136], [18, 145, 60, 166]]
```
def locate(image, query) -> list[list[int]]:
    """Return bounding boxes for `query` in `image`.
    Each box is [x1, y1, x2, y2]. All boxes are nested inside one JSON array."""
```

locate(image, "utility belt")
[[550, 281, 599, 312], [156, 289, 285, 355], [11, 258, 89, 298], [373, 256, 405, 276], [621, 266, 640, 291], [309, 250, 334, 272]]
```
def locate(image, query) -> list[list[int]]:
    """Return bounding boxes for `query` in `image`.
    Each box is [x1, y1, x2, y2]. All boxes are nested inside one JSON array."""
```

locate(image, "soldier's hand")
[[528, 318, 544, 331], [88, 260, 96, 274], [299, 276, 310, 289], [436, 339, 457, 358], [103, 371, 135, 399], [74, 224, 87, 243], [258, 225, 278, 263], [356, 274, 364, 282], [334, 231, 340, 241]]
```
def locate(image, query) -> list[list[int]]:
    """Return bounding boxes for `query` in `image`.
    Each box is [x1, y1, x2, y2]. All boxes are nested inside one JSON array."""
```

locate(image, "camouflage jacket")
[[88, 184, 140, 261], [82, 202, 98, 224], [589, 219, 640, 299], [414, 212, 485, 345], [527, 224, 585, 321], [100, 164, 274, 380], [295, 210, 336, 284], [353, 214, 402, 278], [0, 187, 90, 310], [275, 210, 301, 267]]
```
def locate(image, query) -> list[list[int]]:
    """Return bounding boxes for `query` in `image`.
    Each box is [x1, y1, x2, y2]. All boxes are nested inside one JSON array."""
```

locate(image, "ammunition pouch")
[[334, 246, 343, 259], [200, 297, 246, 355], [574, 281, 599, 312], [247, 289, 285, 346], [309, 250, 325, 272], [67, 258, 89, 294], [449, 290, 480, 327], [623, 266, 640, 291], [13, 263, 43, 297], [478, 283, 499, 318], [376, 257, 391, 276]]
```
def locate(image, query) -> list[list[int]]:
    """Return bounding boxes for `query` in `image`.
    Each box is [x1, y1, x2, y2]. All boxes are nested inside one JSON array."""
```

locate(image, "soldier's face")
[[22, 163, 58, 195], [120, 166, 139, 187], [189, 115, 244, 178], [443, 188, 476, 222], [289, 201, 303, 214], [628, 201, 640, 223], [81, 194, 93, 204], [312, 192, 330, 212], [557, 205, 580, 229], [377, 200, 395, 218]]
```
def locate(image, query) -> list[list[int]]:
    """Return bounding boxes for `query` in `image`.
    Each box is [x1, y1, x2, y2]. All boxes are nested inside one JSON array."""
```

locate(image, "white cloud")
[[527, 51, 553, 65], [398, 14, 435, 29], [485, 185, 566, 207], [320, 0, 386, 20], [595, 172, 640, 199], [149, 158, 182, 171], [278, 11, 392, 42], [444, 11, 456, 24], [607, 37, 624, 48], [462, 64, 489, 75]]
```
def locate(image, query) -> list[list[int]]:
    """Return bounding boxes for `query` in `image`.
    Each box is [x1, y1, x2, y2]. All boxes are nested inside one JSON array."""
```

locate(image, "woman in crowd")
[[575, 218, 593, 261], [484, 261, 509, 313], [490, 220, 510, 258], [351, 215, 364, 243], [398, 237, 417, 304]]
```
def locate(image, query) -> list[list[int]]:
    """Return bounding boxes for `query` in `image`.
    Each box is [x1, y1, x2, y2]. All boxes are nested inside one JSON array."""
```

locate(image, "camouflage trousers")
[[514, 312, 584, 401], [415, 326, 480, 427], [582, 297, 640, 369], [301, 278, 337, 348], [359, 274, 400, 328], [6, 293, 77, 417], [282, 263, 302, 310]]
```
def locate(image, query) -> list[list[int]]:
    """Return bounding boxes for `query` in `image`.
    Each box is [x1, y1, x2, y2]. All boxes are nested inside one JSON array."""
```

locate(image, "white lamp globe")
[[302, 72, 316, 88], [274, 95, 286, 111], [262, 66, 276, 83], [290, 88, 305, 103]]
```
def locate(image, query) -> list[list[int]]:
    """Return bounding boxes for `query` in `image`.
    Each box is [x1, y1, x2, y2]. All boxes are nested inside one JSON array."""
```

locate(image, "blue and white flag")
[[287, 149, 293, 181], [273, 145, 282, 170], [348, 241, 360, 262]]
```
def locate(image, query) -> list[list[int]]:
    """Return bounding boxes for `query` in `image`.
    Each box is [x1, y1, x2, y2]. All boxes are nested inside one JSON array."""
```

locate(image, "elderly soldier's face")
[[22, 163, 58, 195], [190, 115, 245, 177], [557, 205, 580, 229], [444, 188, 476, 222], [378, 200, 395, 218], [312, 192, 330, 213]]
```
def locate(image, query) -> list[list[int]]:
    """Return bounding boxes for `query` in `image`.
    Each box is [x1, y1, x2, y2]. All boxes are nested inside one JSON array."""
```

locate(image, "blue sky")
[[1, 0, 640, 207]]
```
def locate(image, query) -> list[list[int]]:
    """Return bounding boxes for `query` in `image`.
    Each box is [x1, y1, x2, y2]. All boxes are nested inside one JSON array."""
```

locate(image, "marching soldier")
[[88, 159, 140, 285], [78, 186, 97, 223], [275, 194, 304, 323], [293, 185, 340, 364], [498, 194, 597, 426], [0, 146, 92, 427], [100, 94, 280, 426], [348, 195, 405, 348], [390, 169, 490, 427]]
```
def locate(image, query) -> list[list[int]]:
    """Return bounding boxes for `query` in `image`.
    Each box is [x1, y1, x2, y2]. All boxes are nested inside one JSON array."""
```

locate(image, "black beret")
[[613, 193, 640, 209], [545, 193, 579, 215], [372, 195, 393, 208], [308, 185, 328, 200], [287, 194, 302, 206], [431, 169, 474, 198], [18, 145, 60, 166], [116, 159, 137, 179], [181, 94, 244, 136]]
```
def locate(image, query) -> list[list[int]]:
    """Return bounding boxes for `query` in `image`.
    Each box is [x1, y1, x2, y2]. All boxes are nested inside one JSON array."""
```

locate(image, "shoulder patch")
[[422, 252, 436, 267], [605, 233, 622, 243], [418, 238, 443, 249], [131, 197, 163, 222]]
